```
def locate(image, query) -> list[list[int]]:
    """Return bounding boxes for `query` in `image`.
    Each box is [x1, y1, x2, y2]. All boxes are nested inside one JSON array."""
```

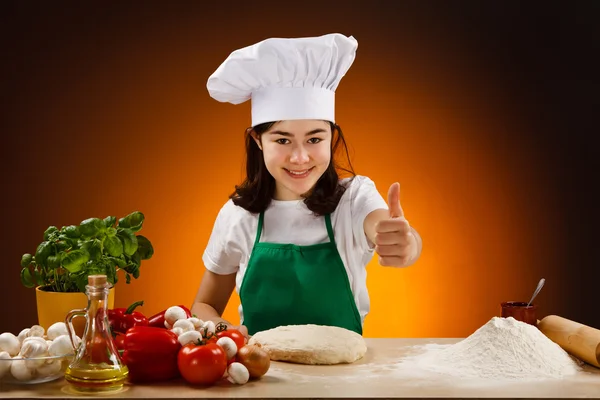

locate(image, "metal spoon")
[[527, 278, 545, 307]]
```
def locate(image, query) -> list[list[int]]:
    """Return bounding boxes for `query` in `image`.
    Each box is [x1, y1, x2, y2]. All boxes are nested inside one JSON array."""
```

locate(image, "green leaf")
[[75, 273, 89, 293], [125, 273, 131, 284], [106, 264, 117, 285], [43, 226, 58, 241], [104, 235, 124, 257], [117, 228, 138, 256], [34, 241, 53, 266], [86, 260, 104, 275], [109, 256, 127, 268], [106, 227, 117, 236], [135, 235, 154, 260], [20, 267, 35, 288], [118, 212, 144, 232], [61, 250, 90, 273], [131, 265, 140, 279], [81, 239, 102, 261], [55, 241, 70, 252], [104, 216, 116, 229], [46, 255, 61, 270], [64, 225, 81, 239], [33, 267, 43, 286], [21, 253, 32, 267], [79, 218, 105, 238]]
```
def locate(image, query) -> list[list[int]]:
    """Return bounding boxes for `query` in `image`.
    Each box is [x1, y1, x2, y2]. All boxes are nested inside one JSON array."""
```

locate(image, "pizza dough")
[[248, 324, 367, 365]]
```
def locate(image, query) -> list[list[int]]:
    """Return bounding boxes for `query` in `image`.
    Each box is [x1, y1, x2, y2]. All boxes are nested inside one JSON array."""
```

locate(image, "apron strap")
[[324, 214, 335, 243], [254, 211, 265, 247]]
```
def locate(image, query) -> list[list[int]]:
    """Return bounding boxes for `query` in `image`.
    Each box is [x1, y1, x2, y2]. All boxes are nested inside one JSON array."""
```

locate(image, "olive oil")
[[64, 275, 129, 392], [64, 365, 128, 391]]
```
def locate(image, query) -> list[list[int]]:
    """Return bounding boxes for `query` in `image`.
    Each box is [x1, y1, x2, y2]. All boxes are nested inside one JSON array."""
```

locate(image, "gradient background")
[[1, 1, 597, 338]]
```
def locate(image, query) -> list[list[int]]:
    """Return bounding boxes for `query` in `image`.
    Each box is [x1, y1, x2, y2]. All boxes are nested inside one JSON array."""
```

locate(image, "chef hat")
[[207, 33, 358, 127]]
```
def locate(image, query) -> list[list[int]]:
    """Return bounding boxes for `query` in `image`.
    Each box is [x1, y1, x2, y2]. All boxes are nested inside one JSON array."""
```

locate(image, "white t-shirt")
[[202, 175, 389, 325]]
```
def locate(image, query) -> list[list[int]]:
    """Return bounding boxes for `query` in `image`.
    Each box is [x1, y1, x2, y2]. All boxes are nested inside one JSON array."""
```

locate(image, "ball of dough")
[[248, 324, 367, 365]]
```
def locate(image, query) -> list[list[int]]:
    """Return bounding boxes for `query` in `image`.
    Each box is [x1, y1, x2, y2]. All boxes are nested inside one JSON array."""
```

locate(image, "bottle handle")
[[65, 308, 87, 351]]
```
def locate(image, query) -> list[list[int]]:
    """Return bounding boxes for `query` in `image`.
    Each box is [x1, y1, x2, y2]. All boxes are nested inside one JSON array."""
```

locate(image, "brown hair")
[[229, 121, 355, 215]]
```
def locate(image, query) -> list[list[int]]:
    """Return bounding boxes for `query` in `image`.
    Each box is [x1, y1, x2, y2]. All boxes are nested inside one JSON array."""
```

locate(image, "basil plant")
[[20, 211, 154, 292]]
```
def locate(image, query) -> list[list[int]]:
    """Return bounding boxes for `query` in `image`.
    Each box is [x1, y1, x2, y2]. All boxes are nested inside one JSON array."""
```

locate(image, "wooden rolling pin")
[[538, 315, 600, 368]]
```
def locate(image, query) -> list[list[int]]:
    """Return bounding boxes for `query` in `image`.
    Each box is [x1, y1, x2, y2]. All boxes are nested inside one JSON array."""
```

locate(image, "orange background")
[[1, 2, 591, 337]]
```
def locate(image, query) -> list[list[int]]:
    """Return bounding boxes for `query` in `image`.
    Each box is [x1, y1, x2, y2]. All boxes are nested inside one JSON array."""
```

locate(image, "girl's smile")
[[284, 167, 314, 179]]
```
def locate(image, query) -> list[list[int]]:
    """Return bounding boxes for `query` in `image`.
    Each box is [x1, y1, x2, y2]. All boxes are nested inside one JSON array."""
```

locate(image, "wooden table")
[[2, 339, 600, 399]]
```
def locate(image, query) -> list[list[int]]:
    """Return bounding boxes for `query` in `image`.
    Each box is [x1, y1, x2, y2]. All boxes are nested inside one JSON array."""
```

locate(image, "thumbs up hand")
[[374, 182, 418, 267]]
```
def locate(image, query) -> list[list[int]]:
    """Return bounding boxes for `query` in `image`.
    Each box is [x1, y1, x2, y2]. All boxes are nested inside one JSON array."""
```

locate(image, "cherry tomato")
[[177, 342, 227, 385], [216, 329, 246, 350]]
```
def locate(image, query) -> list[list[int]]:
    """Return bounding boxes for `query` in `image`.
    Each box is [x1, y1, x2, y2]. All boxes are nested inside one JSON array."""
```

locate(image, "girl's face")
[[253, 119, 332, 200]]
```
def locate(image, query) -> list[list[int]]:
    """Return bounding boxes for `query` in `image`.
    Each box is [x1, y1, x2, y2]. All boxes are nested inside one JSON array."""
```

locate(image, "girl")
[[191, 34, 422, 337]]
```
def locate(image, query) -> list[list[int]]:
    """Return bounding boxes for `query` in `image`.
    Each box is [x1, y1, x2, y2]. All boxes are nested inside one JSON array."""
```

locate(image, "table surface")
[[2, 338, 600, 399]]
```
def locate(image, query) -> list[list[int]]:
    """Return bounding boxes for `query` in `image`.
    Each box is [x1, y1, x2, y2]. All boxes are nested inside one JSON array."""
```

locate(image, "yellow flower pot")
[[35, 285, 115, 337]]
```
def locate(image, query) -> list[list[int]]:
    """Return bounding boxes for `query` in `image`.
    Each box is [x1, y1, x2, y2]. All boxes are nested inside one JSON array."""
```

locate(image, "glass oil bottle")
[[64, 274, 129, 391]]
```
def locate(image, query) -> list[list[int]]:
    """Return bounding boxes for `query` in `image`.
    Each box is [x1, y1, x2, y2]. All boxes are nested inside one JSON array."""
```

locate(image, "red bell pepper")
[[121, 326, 181, 383], [148, 304, 192, 328], [107, 300, 149, 334]]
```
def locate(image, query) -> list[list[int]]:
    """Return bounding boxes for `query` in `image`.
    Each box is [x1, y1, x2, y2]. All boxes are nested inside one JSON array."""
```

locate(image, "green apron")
[[239, 210, 363, 336]]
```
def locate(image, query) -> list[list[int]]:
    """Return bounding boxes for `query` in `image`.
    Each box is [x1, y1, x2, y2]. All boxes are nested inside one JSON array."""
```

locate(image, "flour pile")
[[398, 317, 581, 381]]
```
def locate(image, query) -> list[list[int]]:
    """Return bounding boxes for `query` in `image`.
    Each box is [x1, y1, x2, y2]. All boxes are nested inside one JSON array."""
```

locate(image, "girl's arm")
[[191, 269, 248, 336]]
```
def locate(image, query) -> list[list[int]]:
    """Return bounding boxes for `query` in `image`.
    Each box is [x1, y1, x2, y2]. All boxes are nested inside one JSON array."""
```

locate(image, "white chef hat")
[[206, 33, 358, 127]]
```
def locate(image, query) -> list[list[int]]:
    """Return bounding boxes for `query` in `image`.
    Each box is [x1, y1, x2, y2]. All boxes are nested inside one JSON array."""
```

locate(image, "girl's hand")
[[374, 182, 418, 267]]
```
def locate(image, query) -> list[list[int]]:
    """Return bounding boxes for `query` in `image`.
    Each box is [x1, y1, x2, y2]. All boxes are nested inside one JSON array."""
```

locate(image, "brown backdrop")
[[1, 1, 596, 337]]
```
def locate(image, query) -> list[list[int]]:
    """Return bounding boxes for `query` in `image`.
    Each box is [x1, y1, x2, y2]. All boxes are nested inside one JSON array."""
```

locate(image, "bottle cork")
[[88, 274, 108, 287]]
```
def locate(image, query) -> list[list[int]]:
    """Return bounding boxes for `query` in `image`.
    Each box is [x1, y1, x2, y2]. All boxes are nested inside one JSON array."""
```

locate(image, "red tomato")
[[177, 342, 227, 385], [216, 329, 246, 350]]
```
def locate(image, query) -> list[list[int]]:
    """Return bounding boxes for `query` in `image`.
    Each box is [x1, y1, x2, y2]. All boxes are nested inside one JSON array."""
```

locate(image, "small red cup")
[[500, 301, 537, 326]]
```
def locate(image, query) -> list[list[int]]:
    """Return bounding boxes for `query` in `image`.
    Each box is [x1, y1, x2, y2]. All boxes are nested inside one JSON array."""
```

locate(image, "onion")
[[236, 344, 270, 379]]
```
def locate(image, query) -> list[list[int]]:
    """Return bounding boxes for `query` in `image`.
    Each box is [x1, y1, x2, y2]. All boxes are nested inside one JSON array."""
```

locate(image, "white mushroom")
[[227, 362, 249, 385], [10, 359, 34, 381], [17, 329, 30, 344], [0, 332, 21, 357], [27, 325, 45, 338], [187, 317, 204, 330], [22, 336, 47, 346], [172, 319, 195, 333], [201, 321, 216, 337], [170, 327, 184, 337], [46, 322, 69, 340], [0, 351, 11, 379], [164, 306, 187, 325], [36, 359, 62, 377], [216, 337, 237, 360], [20, 340, 48, 369], [49, 334, 79, 356], [177, 330, 203, 346]]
